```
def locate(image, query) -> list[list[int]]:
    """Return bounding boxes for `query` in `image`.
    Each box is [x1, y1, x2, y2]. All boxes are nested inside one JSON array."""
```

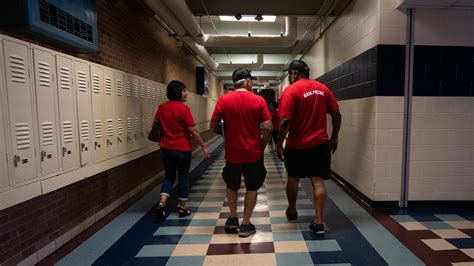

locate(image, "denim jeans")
[[160, 148, 192, 201]]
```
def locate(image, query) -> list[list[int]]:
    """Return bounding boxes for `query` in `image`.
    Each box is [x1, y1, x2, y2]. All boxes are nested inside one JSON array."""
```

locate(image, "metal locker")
[[131, 75, 140, 151], [124, 73, 134, 152], [0, 40, 11, 189], [55, 54, 80, 171], [103, 68, 116, 159], [90, 64, 106, 163], [145, 80, 154, 146], [138, 78, 146, 149], [73, 60, 92, 166], [2, 38, 38, 184], [32, 47, 60, 176], [114, 71, 126, 156]]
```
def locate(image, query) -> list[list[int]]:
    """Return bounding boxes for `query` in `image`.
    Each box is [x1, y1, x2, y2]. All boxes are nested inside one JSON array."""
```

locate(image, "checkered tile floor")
[[92, 151, 392, 265]]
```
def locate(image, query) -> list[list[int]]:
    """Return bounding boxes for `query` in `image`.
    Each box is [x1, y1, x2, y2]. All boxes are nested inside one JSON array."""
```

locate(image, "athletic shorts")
[[222, 159, 267, 191], [284, 142, 331, 179]]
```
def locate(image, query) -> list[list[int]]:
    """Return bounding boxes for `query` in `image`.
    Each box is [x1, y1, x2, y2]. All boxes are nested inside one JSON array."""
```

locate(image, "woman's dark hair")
[[166, 80, 186, 101], [271, 101, 278, 109]]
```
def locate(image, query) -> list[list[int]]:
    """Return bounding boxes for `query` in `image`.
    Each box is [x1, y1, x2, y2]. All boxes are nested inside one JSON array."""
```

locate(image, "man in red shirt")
[[277, 60, 341, 236], [210, 68, 272, 237]]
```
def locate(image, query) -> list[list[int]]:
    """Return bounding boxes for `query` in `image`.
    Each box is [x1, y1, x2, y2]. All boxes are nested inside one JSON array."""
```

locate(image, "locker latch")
[[95, 141, 101, 149], [13, 155, 20, 168], [81, 143, 88, 152], [117, 137, 122, 144], [41, 151, 47, 162], [62, 147, 67, 157], [107, 139, 112, 146], [127, 136, 131, 142]]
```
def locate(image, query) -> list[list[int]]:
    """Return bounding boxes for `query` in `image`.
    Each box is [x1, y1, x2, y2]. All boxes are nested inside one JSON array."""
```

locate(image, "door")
[[114, 71, 127, 155], [0, 40, 10, 189], [90, 64, 106, 163], [103, 68, 116, 159], [73, 60, 92, 166]]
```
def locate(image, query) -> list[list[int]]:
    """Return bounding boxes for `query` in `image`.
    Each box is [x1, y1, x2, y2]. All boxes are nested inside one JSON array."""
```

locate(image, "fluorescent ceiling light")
[[219, 15, 276, 22]]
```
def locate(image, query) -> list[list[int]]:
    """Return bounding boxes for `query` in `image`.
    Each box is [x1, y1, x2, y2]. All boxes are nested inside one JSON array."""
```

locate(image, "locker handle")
[[13, 155, 20, 168], [62, 147, 67, 157], [95, 141, 101, 149], [81, 143, 86, 152], [41, 151, 47, 162], [117, 137, 122, 144]]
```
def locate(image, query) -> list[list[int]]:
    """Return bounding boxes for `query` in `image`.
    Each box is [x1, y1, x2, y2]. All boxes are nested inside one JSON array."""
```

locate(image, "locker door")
[[90, 64, 106, 163], [114, 71, 126, 155], [132, 75, 140, 151], [103, 68, 116, 159], [55, 55, 80, 171], [0, 41, 10, 189], [125, 74, 134, 152], [32, 48, 60, 176], [138, 78, 146, 149], [2, 39, 38, 183], [74, 60, 92, 166], [145, 80, 153, 146]]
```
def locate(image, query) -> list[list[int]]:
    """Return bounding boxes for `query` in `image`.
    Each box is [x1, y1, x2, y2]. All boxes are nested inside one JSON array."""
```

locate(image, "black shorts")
[[222, 159, 267, 191], [284, 142, 331, 179]]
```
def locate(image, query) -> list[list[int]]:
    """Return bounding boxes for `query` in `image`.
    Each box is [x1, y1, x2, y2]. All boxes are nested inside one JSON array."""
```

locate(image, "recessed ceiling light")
[[219, 15, 276, 22]]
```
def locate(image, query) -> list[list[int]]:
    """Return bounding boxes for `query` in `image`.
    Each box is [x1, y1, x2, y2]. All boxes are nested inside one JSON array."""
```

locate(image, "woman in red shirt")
[[155, 80, 210, 218]]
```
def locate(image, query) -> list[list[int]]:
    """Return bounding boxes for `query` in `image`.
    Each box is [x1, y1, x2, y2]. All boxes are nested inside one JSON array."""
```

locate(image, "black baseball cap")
[[287, 60, 310, 73], [232, 68, 257, 83]]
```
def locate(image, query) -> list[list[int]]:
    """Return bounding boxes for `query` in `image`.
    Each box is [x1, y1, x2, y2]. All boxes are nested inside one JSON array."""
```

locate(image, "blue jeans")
[[160, 148, 192, 201]]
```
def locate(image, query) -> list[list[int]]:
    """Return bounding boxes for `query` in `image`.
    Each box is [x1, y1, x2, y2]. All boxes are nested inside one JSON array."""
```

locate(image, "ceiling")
[[143, 0, 351, 89]]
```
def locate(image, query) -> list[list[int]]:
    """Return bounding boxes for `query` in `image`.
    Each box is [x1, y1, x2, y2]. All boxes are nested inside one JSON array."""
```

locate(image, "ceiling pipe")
[[162, 0, 298, 47]]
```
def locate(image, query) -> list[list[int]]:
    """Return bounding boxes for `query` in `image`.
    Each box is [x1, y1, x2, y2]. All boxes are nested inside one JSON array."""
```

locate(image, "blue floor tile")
[[447, 238, 474, 249], [420, 221, 453, 229], [178, 235, 213, 244], [276, 252, 313, 265], [154, 226, 187, 235], [306, 240, 342, 252], [136, 244, 176, 257], [166, 256, 205, 265], [390, 215, 416, 222], [434, 214, 468, 221], [273, 231, 304, 241]]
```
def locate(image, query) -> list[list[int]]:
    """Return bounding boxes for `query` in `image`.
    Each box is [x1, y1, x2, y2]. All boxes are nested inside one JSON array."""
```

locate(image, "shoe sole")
[[225, 225, 239, 229], [238, 230, 256, 237], [312, 230, 325, 235]]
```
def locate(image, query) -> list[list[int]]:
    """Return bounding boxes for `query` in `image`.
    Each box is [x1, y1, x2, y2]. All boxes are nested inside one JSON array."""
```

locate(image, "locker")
[[55, 55, 80, 171], [103, 68, 116, 159], [32, 47, 60, 176], [145, 80, 154, 146], [0, 41, 10, 189], [138, 78, 146, 149], [124, 74, 134, 152], [2, 38, 38, 184], [73, 60, 92, 166], [114, 71, 127, 155], [90, 64, 106, 163]]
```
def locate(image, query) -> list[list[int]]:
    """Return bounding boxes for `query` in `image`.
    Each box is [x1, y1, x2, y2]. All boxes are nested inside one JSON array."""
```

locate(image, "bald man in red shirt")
[[277, 60, 341, 236]]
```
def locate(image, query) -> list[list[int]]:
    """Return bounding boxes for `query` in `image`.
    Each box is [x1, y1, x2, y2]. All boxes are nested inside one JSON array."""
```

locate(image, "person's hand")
[[276, 144, 286, 163], [329, 138, 338, 154], [203, 146, 211, 159]]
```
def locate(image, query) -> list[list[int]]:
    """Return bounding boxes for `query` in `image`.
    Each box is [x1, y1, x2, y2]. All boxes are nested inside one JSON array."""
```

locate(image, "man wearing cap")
[[210, 68, 273, 237], [277, 59, 341, 235]]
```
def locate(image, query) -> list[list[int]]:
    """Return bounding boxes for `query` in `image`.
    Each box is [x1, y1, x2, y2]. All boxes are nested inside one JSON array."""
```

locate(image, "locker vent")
[[42, 122, 55, 146], [126, 82, 131, 97], [39, 0, 93, 43], [94, 120, 102, 138], [92, 74, 100, 94], [15, 123, 31, 150], [116, 79, 123, 96], [9, 55, 27, 83], [127, 118, 132, 134], [59, 67, 71, 89], [63, 121, 74, 143], [105, 77, 112, 95], [146, 86, 151, 99], [117, 118, 123, 135], [151, 87, 155, 100], [38, 61, 51, 87], [133, 83, 139, 98], [135, 117, 140, 133], [140, 85, 145, 99], [80, 120, 89, 141], [77, 71, 87, 92], [142, 118, 146, 132], [107, 119, 114, 137]]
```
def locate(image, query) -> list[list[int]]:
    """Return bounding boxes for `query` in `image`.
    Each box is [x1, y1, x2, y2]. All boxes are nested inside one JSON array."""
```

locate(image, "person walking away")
[[267, 101, 279, 153]]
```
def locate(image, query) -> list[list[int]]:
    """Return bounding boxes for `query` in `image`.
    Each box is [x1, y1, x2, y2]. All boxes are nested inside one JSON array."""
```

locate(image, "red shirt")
[[155, 101, 195, 151], [211, 90, 271, 164], [279, 79, 339, 149], [270, 110, 279, 130]]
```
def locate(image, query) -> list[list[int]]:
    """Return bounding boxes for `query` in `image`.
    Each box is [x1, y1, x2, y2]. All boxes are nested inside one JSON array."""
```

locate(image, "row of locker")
[[0, 35, 168, 191]]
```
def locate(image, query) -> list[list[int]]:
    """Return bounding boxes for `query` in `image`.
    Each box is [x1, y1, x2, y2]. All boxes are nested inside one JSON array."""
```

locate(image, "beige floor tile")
[[452, 262, 474, 266], [200, 201, 224, 207], [210, 232, 273, 244], [432, 229, 470, 239], [421, 239, 457, 251], [193, 212, 221, 220], [184, 226, 216, 235], [461, 248, 474, 259], [399, 221, 428, 231], [254, 204, 270, 212], [268, 200, 288, 205], [271, 223, 301, 232], [251, 217, 272, 225], [270, 210, 287, 217], [172, 244, 209, 256], [446, 221, 474, 229], [204, 253, 276, 266], [274, 241, 308, 253], [206, 192, 226, 197]]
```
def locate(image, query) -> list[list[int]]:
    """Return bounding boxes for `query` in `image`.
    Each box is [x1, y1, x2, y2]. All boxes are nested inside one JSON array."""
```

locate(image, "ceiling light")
[[219, 15, 276, 22]]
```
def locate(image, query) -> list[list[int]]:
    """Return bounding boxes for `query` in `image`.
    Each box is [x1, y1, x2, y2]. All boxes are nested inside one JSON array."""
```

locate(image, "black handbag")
[[148, 119, 162, 142]]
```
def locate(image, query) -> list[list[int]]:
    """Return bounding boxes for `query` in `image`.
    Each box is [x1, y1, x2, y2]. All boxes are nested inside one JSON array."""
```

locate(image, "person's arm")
[[209, 119, 223, 135], [261, 120, 273, 150], [329, 109, 341, 153], [276, 116, 290, 163], [188, 126, 211, 159]]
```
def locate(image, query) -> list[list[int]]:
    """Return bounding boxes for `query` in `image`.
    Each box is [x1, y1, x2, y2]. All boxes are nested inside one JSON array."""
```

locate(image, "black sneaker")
[[225, 217, 239, 230], [285, 208, 298, 222], [309, 223, 325, 235], [239, 223, 256, 237]]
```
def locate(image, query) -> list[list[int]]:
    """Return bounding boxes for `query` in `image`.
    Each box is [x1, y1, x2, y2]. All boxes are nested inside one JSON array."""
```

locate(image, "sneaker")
[[225, 217, 239, 230], [285, 208, 298, 222], [309, 223, 325, 235], [239, 223, 256, 237]]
